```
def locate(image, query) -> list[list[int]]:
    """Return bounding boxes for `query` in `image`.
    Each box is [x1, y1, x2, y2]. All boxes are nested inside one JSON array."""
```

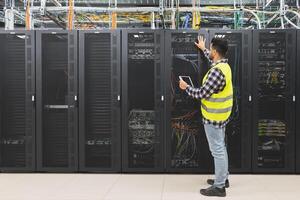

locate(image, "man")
[[179, 36, 232, 197]]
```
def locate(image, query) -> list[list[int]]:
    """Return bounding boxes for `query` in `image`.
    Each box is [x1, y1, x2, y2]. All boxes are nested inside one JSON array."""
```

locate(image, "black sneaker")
[[200, 186, 226, 197], [207, 179, 230, 188]]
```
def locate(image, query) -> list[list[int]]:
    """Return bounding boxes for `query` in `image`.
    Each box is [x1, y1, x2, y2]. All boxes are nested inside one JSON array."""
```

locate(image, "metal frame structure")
[[0, 30, 35, 172], [252, 29, 296, 173], [78, 29, 121, 172], [2, 0, 300, 30]]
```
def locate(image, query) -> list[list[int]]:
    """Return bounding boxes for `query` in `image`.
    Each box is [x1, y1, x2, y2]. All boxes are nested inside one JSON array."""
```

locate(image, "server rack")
[[297, 30, 300, 174], [36, 30, 78, 172], [165, 30, 212, 173], [0, 31, 35, 172], [252, 30, 296, 173], [79, 30, 121, 172], [122, 29, 164, 172], [209, 30, 252, 173]]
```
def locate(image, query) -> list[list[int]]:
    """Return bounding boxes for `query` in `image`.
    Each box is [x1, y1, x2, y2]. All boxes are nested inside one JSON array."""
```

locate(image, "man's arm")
[[203, 49, 213, 64], [184, 67, 226, 100]]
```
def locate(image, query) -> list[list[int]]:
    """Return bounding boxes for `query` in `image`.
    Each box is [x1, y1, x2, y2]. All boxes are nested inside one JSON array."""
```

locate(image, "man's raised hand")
[[194, 35, 206, 51]]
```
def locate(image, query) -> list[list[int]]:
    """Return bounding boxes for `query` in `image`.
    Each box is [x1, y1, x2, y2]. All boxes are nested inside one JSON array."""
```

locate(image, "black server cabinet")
[[122, 30, 164, 172], [209, 30, 252, 173], [165, 30, 212, 173], [79, 30, 121, 172], [297, 30, 300, 174], [252, 30, 296, 173], [0, 31, 35, 172], [36, 30, 78, 172]]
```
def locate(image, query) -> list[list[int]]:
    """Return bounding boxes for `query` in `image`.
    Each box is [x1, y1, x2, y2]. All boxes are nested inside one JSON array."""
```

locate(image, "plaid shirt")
[[185, 49, 230, 128]]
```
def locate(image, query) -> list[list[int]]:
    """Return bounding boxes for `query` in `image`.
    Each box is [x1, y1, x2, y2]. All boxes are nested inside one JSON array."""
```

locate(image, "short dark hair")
[[211, 37, 228, 57]]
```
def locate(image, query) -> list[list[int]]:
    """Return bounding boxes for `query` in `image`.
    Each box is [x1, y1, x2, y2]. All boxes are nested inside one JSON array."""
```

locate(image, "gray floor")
[[0, 174, 299, 200]]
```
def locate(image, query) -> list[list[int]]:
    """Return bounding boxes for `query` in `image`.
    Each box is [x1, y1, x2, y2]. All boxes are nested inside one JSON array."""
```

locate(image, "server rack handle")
[[160, 95, 165, 108], [156, 95, 165, 107], [71, 95, 78, 108], [293, 95, 296, 102], [31, 95, 35, 103], [114, 94, 121, 107]]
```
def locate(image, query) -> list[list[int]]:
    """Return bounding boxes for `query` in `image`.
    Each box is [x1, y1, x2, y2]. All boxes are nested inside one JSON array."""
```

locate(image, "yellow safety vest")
[[201, 63, 233, 122]]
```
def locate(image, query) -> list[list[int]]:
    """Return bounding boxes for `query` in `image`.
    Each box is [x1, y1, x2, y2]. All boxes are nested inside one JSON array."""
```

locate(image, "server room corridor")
[[1, 0, 300, 200]]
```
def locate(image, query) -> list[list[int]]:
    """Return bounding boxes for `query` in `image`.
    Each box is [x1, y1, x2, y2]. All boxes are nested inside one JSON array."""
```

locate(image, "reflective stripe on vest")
[[206, 95, 233, 103], [201, 104, 232, 114]]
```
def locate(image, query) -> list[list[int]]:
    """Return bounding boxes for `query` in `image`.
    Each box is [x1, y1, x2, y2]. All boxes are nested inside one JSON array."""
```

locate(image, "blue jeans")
[[204, 124, 229, 188]]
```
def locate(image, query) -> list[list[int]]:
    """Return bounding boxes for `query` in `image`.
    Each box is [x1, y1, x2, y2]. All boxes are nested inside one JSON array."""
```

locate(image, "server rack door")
[[165, 30, 212, 173], [252, 30, 296, 173], [36, 30, 78, 172], [122, 30, 164, 172], [0, 31, 35, 172], [208, 30, 252, 173], [297, 30, 300, 174], [79, 30, 121, 172]]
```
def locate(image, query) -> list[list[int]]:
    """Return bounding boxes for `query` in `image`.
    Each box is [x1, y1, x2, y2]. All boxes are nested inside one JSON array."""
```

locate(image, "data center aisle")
[[0, 174, 300, 200]]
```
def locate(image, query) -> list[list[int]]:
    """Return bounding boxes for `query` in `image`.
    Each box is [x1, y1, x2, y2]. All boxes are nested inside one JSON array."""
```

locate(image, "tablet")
[[179, 76, 194, 87]]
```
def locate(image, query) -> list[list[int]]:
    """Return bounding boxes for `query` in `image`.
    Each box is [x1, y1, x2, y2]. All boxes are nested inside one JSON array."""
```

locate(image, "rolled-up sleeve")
[[203, 49, 212, 64]]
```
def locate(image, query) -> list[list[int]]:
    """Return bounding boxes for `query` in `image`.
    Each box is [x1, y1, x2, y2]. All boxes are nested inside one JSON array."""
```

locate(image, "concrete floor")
[[0, 174, 299, 200]]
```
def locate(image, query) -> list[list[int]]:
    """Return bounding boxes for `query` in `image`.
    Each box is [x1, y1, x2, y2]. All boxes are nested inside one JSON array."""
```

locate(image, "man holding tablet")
[[179, 36, 232, 197]]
